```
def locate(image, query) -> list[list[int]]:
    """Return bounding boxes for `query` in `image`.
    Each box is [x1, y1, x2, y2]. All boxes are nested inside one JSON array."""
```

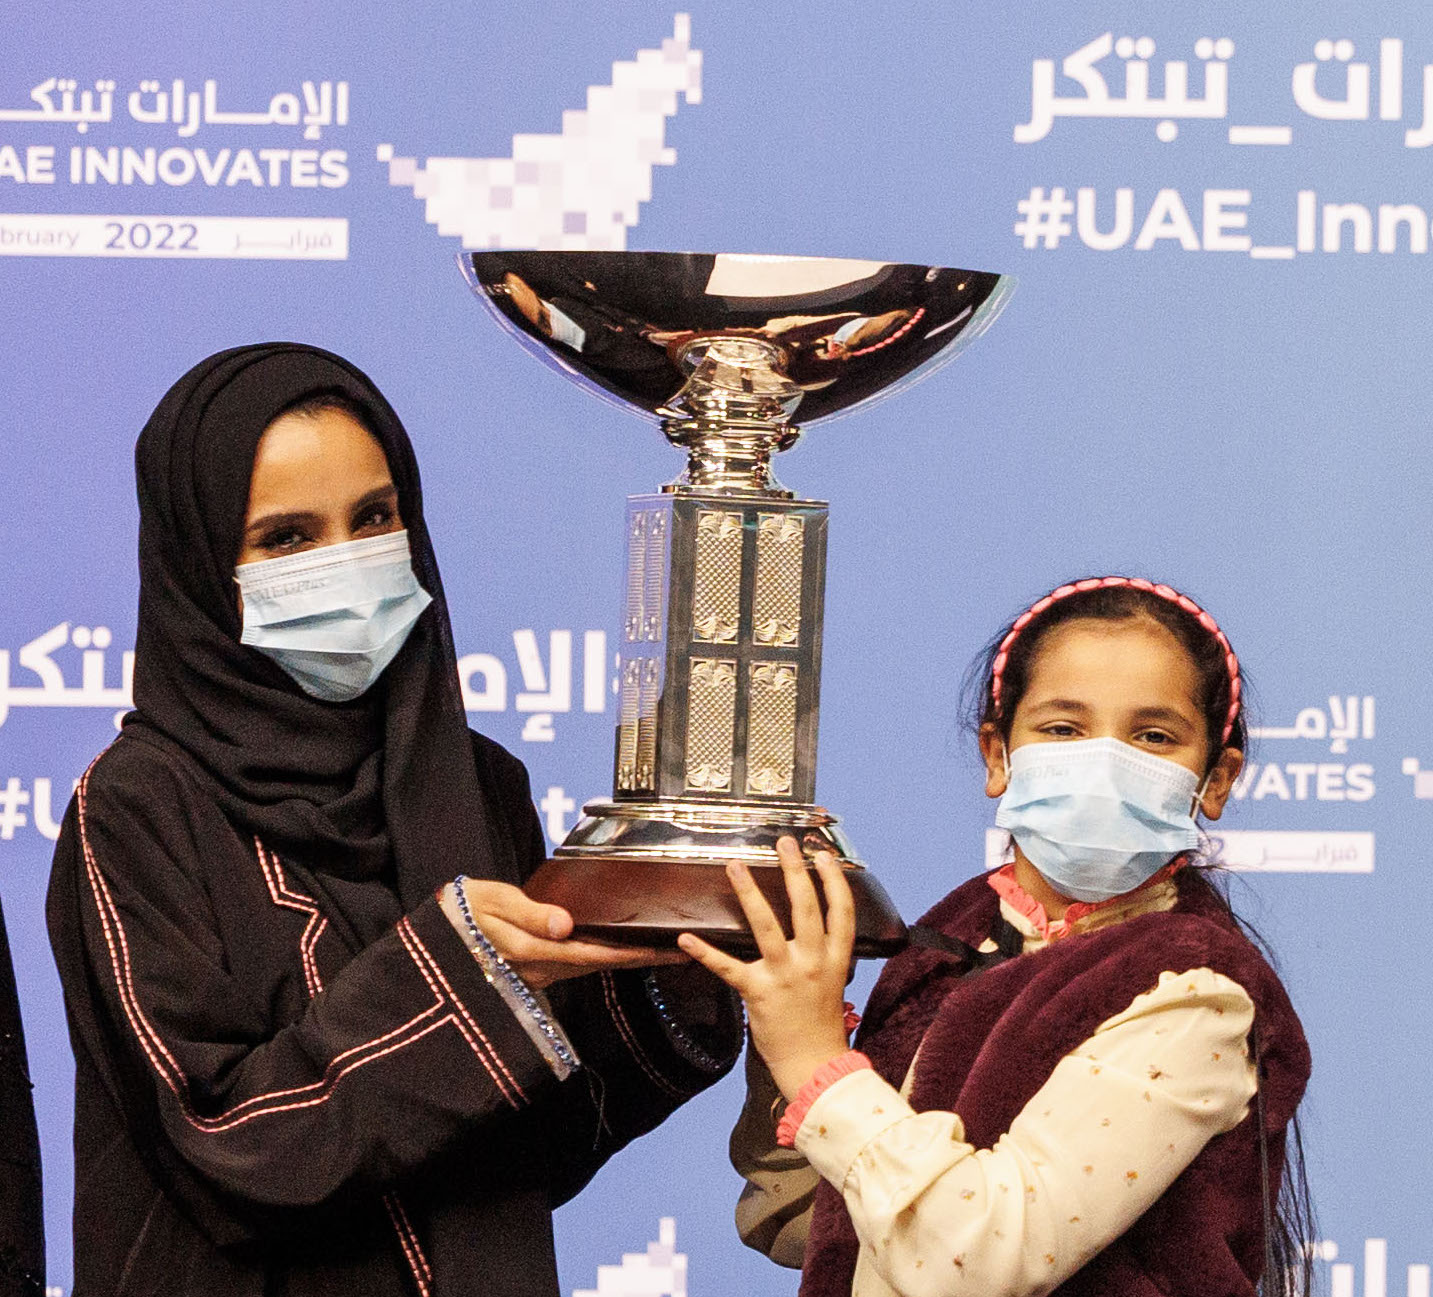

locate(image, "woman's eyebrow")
[[244, 508, 322, 538], [349, 485, 399, 513]]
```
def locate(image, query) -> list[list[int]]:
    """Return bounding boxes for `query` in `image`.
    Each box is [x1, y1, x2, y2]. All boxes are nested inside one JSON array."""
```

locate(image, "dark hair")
[[962, 579, 1316, 1295], [272, 390, 378, 431], [967, 579, 1247, 771]]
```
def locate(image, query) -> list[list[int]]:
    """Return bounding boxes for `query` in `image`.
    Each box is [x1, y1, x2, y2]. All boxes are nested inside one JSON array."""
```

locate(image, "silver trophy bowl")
[[462, 251, 1013, 954]]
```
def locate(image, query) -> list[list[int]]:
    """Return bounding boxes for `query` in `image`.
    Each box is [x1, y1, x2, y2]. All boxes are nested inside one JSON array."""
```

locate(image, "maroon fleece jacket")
[[800, 869, 1310, 1297]]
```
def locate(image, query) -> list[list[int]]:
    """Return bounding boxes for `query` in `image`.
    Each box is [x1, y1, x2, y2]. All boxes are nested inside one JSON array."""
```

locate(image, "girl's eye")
[[1136, 729, 1175, 745], [1040, 722, 1080, 738]]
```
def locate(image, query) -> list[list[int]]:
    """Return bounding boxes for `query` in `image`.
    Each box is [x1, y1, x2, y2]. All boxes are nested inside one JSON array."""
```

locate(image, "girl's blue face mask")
[[234, 530, 432, 703], [994, 736, 1209, 903]]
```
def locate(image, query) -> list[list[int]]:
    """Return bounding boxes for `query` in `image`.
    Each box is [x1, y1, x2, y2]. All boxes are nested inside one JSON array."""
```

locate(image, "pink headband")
[[989, 576, 1243, 746]]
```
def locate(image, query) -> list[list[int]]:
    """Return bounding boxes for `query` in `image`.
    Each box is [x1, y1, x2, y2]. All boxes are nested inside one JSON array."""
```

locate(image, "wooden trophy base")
[[523, 854, 908, 958]]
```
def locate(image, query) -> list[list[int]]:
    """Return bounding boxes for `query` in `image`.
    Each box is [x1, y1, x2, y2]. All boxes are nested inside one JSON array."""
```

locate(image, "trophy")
[[461, 252, 1012, 955]]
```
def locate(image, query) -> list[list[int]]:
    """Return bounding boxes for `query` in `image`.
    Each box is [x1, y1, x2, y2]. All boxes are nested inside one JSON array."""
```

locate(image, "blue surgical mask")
[[234, 530, 433, 703], [994, 737, 1207, 904]]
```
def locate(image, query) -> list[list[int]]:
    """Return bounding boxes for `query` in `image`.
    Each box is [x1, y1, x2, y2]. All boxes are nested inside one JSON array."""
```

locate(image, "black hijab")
[[125, 342, 511, 925]]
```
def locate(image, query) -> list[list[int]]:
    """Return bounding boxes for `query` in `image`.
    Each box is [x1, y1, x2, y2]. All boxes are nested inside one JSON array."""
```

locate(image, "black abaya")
[[46, 344, 739, 1296]]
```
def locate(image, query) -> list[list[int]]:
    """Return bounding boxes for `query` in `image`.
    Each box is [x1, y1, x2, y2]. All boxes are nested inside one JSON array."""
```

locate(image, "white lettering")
[[84, 146, 118, 184], [224, 149, 264, 187], [539, 786, 577, 845], [515, 630, 572, 713], [257, 148, 291, 186], [319, 149, 348, 187], [1315, 763, 1345, 800], [1076, 186, 1133, 250], [1378, 203, 1429, 253], [0, 778, 28, 839], [121, 147, 156, 185], [1252, 763, 1291, 801], [158, 147, 197, 186], [290, 148, 319, 187], [1286, 762, 1317, 800], [1202, 188, 1251, 251], [194, 148, 231, 185], [31, 778, 64, 841], [1134, 188, 1200, 250], [1323, 202, 1373, 253], [458, 652, 506, 711], [25, 145, 53, 183], [1234, 761, 1374, 801], [1297, 189, 1318, 253]]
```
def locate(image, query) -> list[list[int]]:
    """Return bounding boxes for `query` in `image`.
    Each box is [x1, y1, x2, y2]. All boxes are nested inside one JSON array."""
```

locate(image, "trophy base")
[[525, 800, 909, 957]]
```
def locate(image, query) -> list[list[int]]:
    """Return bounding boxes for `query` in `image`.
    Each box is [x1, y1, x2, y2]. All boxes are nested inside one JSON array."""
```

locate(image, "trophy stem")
[[656, 334, 804, 494], [661, 418, 801, 496]]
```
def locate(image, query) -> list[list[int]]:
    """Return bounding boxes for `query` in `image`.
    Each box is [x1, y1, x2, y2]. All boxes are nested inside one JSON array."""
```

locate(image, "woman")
[[684, 577, 1313, 1296], [47, 343, 740, 1296]]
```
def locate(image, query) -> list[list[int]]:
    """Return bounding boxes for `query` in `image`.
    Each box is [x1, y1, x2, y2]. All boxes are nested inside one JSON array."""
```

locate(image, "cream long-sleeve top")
[[732, 869, 1259, 1297]]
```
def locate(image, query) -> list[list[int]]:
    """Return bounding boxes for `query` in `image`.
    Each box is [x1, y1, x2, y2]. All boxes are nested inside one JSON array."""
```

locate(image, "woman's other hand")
[[441, 879, 684, 989], [677, 837, 854, 1100]]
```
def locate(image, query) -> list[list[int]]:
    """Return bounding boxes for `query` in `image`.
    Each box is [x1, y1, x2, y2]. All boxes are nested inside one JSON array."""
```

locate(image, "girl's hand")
[[441, 879, 684, 990], [677, 837, 854, 1100]]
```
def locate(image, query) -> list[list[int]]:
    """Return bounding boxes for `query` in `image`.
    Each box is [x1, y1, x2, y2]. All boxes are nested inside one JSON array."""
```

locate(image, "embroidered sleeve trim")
[[641, 971, 739, 1074], [448, 876, 578, 1080], [254, 840, 329, 998], [599, 971, 691, 1100], [255, 840, 437, 1295], [383, 1191, 434, 1297], [74, 760, 527, 1137]]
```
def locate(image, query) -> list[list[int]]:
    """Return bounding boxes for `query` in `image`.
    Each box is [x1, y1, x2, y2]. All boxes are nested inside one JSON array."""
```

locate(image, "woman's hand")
[[677, 837, 854, 1100], [441, 879, 684, 990]]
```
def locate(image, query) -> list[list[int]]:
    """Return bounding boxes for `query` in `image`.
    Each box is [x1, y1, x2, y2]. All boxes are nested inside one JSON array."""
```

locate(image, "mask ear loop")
[[1000, 741, 1011, 782], [1190, 767, 1215, 819]]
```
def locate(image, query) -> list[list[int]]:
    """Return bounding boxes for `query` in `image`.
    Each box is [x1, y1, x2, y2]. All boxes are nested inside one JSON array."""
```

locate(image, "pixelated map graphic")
[[572, 1217, 686, 1297], [1402, 757, 1433, 798], [379, 14, 700, 251]]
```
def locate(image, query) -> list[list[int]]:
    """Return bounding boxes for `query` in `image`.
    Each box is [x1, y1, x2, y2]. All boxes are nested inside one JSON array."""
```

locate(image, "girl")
[[46, 343, 740, 1296], [682, 576, 1312, 1297]]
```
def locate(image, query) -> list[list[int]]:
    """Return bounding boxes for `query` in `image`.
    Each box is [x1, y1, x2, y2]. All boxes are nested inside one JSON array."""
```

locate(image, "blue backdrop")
[[2, 3, 1428, 1293]]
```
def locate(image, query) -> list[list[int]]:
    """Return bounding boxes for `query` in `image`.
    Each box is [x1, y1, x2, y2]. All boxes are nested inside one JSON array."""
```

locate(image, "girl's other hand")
[[677, 837, 854, 1100], [441, 879, 684, 989]]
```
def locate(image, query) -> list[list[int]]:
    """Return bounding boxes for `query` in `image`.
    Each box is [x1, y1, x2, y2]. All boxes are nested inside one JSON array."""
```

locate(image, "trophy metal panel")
[[461, 251, 1013, 955], [616, 495, 827, 808]]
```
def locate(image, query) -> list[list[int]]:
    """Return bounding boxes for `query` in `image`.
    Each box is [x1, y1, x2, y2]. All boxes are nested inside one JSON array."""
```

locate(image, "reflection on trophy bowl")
[[461, 251, 1013, 493], [461, 251, 1013, 956]]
